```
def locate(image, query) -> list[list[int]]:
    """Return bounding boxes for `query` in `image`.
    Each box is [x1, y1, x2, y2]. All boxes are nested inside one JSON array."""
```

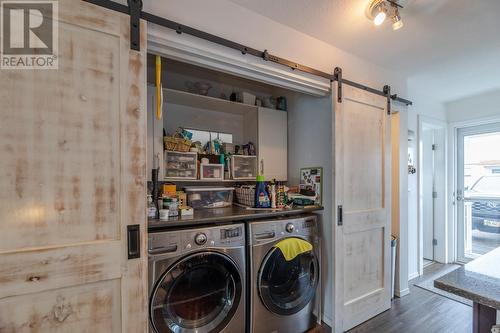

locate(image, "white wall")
[[446, 89, 500, 123], [142, 0, 410, 323], [407, 77, 447, 278]]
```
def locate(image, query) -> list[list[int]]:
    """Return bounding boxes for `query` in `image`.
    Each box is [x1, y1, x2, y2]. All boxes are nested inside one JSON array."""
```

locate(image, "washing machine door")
[[150, 251, 242, 333], [258, 237, 319, 316]]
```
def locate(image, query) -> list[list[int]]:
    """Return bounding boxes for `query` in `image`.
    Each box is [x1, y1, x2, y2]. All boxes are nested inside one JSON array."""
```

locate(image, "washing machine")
[[148, 223, 246, 333], [248, 215, 321, 333]]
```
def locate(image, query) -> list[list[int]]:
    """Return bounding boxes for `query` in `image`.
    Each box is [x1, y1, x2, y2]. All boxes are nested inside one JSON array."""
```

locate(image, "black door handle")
[[127, 224, 140, 259]]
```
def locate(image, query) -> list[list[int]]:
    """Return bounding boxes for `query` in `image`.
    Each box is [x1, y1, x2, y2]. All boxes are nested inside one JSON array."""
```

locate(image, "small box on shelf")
[[200, 164, 224, 181], [164, 151, 198, 180], [231, 155, 257, 180]]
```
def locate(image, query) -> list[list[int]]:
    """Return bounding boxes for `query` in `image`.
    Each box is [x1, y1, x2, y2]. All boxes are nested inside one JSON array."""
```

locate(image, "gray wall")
[[287, 92, 333, 323]]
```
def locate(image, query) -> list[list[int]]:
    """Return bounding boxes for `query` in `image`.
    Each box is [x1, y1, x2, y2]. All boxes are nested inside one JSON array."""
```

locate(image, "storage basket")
[[235, 186, 255, 207], [164, 136, 192, 152]]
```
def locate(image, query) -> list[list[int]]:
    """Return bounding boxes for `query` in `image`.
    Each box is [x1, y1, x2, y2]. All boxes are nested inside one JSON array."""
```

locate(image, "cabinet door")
[[258, 107, 288, 181], [0, 1, 147, 332]]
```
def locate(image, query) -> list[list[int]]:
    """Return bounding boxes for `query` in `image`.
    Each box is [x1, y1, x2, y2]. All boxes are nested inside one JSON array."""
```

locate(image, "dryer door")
[[150, 251, 242, 333], [258, 238, 319, 316]]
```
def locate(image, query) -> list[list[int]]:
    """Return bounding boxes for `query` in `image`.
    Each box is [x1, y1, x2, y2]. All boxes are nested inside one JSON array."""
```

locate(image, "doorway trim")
[[417, 115, 448, 276], [455, 121, 500, 263]]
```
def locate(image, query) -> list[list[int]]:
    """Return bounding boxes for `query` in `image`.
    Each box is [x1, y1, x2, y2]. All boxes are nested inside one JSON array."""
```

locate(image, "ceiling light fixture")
[[373, 5, 387, 26], [391, 6, 404, 30], [366, 0, 405, 31]]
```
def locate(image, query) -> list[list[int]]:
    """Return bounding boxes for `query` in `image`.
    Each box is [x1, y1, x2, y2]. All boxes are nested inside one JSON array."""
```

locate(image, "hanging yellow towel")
[[274, 238, 313, 261], [155, 55, 162, 120]]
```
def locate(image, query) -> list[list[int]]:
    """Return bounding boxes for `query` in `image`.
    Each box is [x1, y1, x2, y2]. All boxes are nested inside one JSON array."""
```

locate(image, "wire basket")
[[164, 136, 192, 152], [235, 186, 255, 207]]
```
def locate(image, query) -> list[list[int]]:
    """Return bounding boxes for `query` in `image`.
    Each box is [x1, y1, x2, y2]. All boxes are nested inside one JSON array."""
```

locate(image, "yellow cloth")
[[274, 238, 313, 261], [155, 55, 162, 120]]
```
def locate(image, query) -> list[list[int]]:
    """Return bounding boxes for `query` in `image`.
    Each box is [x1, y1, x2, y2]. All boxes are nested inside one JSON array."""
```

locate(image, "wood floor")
[[308, 263, 472, 333]]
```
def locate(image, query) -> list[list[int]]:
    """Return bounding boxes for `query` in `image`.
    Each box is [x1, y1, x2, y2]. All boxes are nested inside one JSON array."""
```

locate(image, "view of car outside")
[[463, 132, 500, 256]]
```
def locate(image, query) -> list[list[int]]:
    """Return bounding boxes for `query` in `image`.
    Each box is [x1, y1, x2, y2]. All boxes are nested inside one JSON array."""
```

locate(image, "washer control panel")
[[148, 224, 245, 256], [249, 215, 317, 245]]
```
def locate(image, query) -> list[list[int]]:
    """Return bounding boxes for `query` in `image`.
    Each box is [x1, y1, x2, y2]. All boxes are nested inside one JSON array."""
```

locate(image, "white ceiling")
[[227, 0, 500, 103]]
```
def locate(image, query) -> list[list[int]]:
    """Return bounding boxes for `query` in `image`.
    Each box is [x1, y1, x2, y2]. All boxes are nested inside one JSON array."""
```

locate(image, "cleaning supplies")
[[270, 181, 277, 209], [147, 194, 157, 219], [255, 175, 271, 208]]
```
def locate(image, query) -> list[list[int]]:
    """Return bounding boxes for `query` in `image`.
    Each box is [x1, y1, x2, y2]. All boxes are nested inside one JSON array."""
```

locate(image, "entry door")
[[333, 84, 392, 332], [457, 123, 500, 262], [0, 1, 147, 332]]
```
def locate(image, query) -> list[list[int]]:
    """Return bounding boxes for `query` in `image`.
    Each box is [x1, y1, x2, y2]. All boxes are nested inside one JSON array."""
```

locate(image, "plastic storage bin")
[[200, 164, 224, 181], [164, 151, 197, 179], [185, 187, 235, 209], [231, 155, 257, 180]]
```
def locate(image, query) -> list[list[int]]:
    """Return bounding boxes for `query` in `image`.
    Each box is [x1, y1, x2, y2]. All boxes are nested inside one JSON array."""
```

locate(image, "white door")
[[0, 1, 147, 331], [333, 84, 392, 332], [422, 128, 435, 260]]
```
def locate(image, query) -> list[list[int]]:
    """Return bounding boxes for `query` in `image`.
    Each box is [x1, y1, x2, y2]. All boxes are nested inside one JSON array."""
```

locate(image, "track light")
[[392, 7, 404, 30], [374, 5, 387, 26], [366, 0, 405, 31]]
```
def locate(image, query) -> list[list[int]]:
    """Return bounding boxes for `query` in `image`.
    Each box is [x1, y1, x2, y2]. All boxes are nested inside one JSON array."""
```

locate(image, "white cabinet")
[[258, 107, 288, 181]]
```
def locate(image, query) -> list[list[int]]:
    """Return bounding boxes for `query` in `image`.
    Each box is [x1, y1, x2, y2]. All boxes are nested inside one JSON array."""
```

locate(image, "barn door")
[[333, 84, 392, 332], [0, 1, 147, 332]]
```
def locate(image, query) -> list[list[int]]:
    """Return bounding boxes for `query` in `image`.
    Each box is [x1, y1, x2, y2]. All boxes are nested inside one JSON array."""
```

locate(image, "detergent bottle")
[[255, 175, 271, 208]]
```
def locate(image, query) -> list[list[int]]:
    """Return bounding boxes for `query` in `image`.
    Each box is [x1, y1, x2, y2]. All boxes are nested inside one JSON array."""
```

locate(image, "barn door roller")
[[82, 0, 413, 106]]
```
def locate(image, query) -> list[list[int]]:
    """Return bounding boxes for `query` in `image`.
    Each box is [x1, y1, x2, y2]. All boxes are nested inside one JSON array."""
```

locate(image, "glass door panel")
[[457, 123, 500, 262]]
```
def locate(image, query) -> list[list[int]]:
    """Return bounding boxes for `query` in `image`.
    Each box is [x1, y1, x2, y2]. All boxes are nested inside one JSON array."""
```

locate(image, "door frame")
[[455, 121, 500, 263], [448, 115, 500, 265], [417, 115, 447, 275]]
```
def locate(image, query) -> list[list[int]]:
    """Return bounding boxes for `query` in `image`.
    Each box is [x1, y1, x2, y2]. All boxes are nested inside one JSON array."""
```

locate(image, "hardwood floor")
[[308, 263, 472, 333]]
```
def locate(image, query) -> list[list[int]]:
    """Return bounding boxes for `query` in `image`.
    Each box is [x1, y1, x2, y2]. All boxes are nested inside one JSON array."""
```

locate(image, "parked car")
[[465, 175, 500, 233]]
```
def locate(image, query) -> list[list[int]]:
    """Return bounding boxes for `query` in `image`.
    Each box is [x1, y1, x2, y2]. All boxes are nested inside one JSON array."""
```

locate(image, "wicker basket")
[[164, 136, 192, 152], [235, 186, 255, 207]]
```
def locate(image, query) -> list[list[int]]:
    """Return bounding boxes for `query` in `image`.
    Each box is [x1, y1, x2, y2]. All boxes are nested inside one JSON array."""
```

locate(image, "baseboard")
[[395, 288, 410, 298], [322, 314, 333, 327], [408, 271, 420, 281]]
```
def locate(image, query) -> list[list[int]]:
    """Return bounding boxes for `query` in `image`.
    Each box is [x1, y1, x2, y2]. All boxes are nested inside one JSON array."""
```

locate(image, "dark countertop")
[[434, 247, 500, 310], [148, 205, 324, 231]]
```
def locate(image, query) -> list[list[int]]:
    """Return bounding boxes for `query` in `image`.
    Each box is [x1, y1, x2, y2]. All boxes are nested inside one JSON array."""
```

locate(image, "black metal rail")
[[83, 0, 412, 106]]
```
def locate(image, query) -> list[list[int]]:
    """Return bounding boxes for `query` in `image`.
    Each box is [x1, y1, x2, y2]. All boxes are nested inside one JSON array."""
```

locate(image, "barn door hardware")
[[334, 67, 343, 103], [337, 205, 343, 226], [127, 224, 141, 259], [82, 0, 413, 106], [383, 85, 391, 115], [128, 0, 142, 51]]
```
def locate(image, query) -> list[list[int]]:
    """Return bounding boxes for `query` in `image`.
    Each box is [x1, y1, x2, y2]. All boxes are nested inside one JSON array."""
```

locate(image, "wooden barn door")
[[0, 1, 147, 332], [333, 84, 392, 332]]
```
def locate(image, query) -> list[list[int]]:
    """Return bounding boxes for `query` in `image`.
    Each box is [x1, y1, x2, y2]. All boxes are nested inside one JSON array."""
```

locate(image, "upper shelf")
[[163, 88, 257, 116]]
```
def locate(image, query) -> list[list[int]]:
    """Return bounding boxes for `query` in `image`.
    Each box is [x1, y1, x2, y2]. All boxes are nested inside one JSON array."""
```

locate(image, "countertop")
[[148, 205, 324, 231], [434, 247, 500, 309]]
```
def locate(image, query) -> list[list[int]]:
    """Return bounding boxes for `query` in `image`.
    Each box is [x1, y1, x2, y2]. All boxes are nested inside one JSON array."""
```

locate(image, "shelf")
[[163, 88, 257, 116], [163, 178, 255, 183]]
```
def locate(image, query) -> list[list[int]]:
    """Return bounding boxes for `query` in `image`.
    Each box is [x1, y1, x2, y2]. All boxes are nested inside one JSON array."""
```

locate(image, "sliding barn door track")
[[83, 0, 412, 107]]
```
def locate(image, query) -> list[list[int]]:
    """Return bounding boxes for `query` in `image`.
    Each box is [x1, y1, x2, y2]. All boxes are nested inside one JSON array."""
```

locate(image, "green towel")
[[274, 238, 313, 261]]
